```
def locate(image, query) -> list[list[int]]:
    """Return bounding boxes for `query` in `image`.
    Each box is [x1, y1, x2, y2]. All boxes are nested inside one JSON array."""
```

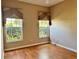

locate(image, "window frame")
[[38, 20, 50, 39], [5, 18, 23, 43]]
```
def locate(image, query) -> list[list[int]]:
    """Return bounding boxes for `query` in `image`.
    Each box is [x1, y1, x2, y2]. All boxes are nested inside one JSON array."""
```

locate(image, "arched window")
[[3, 8, 23, 42], [38, 11, 51, 38]]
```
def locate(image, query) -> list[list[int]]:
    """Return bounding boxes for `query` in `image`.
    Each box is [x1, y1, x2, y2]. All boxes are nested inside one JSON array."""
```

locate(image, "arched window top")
[[3, 8, 23, 19]]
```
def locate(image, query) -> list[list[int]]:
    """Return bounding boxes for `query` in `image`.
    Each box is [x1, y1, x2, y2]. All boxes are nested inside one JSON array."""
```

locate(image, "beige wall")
[[2, 0, 49, 49], [3, 0, 77, 50], [50, 0, 77, 51]]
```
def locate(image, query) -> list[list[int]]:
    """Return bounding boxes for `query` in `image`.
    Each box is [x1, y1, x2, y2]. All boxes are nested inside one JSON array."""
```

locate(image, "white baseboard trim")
[[51, 42, 77, 53], [5, 41, 49, 51]]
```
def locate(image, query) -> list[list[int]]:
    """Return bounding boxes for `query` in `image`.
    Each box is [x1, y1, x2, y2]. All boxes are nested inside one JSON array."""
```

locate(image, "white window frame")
[[39, 20, 50, 38], [5, 18, 23, 43]]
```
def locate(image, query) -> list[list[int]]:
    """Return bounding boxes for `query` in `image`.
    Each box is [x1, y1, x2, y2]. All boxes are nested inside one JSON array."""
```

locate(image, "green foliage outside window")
[[5, 18, 23, 42]]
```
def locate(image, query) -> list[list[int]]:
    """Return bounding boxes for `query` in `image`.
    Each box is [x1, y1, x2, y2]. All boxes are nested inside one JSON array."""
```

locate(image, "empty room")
[[2, 0, 77, 59]]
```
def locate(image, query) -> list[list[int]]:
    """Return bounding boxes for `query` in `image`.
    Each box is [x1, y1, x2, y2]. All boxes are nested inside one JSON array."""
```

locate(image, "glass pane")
[[5, 18, 23, 42], [39, 20, 49, 38]]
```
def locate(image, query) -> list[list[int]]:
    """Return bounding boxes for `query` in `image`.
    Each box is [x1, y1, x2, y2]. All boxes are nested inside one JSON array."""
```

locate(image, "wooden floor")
[[4, 44, 77, 59]]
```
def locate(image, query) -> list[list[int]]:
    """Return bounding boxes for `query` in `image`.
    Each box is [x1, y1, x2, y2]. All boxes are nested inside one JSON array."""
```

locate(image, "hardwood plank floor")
[[4, 44, 77, 59]]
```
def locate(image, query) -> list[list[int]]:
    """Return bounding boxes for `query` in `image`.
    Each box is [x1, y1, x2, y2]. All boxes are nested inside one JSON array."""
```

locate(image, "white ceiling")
[[18, 0, 64, 7]]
